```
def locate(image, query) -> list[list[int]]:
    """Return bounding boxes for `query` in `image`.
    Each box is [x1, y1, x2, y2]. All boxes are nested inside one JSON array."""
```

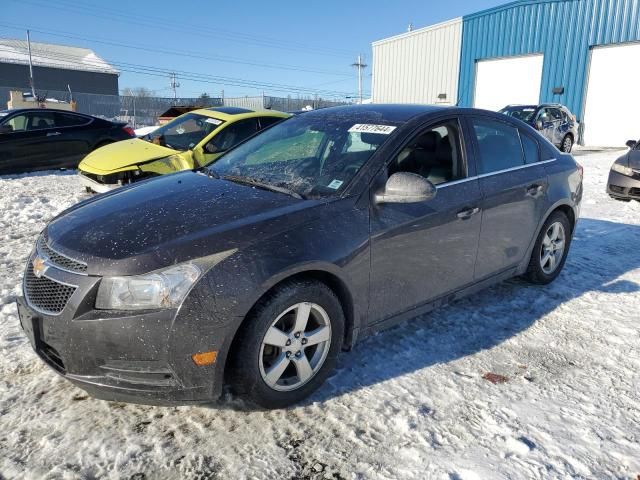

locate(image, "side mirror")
[[626, 140, 637, 149], [375, 172, 436, 204], [535, 120, 544, 131]]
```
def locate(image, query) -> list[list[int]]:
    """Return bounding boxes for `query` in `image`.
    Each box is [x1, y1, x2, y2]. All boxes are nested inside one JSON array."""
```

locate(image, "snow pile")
[[1, 152, 639, 479]]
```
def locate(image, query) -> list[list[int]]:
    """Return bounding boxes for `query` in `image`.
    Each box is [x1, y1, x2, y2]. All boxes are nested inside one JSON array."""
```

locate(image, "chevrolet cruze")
[[18, 105, 582, 409]]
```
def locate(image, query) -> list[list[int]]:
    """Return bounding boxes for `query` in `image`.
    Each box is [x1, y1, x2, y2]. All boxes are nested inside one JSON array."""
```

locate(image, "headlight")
[[96, 264, 201, 310], [612, 162, 634, 176]]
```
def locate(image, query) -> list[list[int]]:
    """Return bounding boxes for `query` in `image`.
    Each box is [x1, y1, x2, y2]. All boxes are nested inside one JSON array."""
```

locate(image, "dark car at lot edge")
[[500, 103, 579, 153], [607, 138, 640, 201], [0, 108, 135, 175], [17, 104, 583, 409]]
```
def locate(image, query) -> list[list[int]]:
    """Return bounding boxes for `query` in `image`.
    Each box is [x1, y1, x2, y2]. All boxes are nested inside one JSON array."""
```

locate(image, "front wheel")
[[228, 280, 344, 409], [525, 211, 572, 285], [560, 135, 574, 153]]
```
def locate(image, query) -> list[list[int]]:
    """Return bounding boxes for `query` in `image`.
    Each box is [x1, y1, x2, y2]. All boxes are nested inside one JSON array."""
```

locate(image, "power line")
[[0, 44, 360, 98], [8, 0, 355, 59], [0, 22, 354, 78]]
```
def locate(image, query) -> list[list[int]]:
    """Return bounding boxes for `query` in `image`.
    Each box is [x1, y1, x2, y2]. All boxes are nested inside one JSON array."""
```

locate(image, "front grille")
[[38, 234, 87, 273], [24, 266, 76, 315], [630, 188, 640, 196]]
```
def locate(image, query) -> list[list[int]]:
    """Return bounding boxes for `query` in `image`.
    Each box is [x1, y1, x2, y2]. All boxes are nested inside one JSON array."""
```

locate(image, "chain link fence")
[[1, 87, 348, 128]]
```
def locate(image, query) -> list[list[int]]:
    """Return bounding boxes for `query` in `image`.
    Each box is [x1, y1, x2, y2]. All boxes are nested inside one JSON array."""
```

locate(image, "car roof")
[[295, 104, 449, 123], [191, 107, 290, 121], [0, 107, 92, 115]]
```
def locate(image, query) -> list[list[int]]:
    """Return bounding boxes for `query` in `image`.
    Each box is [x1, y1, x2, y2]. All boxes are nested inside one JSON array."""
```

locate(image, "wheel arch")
[[222, 267, 358, 386], [518, 200, 578, 275]]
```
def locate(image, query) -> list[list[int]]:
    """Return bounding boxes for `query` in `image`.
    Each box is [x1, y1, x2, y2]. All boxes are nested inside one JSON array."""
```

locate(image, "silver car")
[[607, 139, 640, 202]]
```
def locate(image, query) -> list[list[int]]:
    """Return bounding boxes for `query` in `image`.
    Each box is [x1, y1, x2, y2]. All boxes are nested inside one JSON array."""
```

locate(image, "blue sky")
[[3, 0, 505, 100]]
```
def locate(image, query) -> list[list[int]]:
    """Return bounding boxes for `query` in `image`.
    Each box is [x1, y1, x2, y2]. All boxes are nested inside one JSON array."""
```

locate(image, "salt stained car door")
[[368, 118, 482, 324], [471, 116, 549, 279]]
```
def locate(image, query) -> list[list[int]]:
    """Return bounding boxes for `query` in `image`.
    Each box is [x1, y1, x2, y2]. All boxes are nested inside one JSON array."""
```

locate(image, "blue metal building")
[[458, 0, 640, 121], [372, 0, 640, 145]]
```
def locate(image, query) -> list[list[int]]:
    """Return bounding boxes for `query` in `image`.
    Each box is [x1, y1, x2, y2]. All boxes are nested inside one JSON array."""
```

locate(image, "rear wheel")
[[229, 280, 344, 409], [525, 211, 572, 285], [560, 135, 573, 153]]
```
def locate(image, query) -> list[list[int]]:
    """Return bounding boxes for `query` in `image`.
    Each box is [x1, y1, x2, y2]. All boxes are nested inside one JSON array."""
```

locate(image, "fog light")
[[191, 351, 218, 366]]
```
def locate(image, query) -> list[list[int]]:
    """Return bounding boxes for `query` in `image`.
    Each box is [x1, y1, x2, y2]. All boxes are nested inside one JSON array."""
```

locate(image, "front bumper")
[[78, 172, 119, 194], [607, 170, 640, 201], [17, 295, 224, 405], [17, 239, 233, 405]]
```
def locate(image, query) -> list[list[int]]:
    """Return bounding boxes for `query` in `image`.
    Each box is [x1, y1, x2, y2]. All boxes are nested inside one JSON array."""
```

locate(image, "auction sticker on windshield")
[[206, 118, 223, 125], [348, 124, 397, 135]]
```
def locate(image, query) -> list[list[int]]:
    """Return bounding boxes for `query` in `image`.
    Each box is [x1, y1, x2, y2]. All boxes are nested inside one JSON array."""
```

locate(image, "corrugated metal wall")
[[372, 18, 463, 105], [458, 0, 640, 119]]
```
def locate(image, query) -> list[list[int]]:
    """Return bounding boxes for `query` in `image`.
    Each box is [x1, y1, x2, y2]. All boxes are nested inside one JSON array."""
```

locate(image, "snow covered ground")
[[1, 151, 639, 480]]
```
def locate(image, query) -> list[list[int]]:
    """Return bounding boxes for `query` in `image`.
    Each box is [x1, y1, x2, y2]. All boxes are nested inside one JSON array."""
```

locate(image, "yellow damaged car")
[[78, 107, 290, 192]]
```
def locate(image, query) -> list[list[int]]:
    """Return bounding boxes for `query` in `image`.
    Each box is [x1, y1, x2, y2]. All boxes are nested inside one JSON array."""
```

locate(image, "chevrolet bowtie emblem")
[[32, 256, 48, 278]]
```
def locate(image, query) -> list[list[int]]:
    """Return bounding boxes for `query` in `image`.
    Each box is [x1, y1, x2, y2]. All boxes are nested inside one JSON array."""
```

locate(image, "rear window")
[[472, 118, 525, 174]]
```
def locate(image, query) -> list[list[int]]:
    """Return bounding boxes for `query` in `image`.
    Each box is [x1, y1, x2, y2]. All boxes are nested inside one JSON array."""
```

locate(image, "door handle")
[[457, 207, 480, 220], [46, 131, 61, 137], [526, 184, 544, 197]]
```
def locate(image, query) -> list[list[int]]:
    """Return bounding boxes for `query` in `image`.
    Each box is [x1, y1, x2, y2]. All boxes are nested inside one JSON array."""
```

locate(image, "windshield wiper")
[[200, 166, 220, 179], [222, 175, 304, 200]]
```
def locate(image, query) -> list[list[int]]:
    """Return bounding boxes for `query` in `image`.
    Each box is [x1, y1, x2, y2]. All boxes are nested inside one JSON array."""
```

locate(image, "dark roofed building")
[[0, 39, 119, 96]]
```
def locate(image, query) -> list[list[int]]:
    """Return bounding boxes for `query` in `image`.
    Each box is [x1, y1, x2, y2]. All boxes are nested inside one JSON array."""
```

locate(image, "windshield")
[[208, 112, 395, 199], [500, 106, 537, 123], [144, 113, 224, 151]]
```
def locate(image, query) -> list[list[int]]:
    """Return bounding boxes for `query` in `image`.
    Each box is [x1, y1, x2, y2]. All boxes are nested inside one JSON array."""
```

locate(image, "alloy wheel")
[[540, 222, 566, 274], [259, 302, 332, 392], [563, 136, 573, 153]]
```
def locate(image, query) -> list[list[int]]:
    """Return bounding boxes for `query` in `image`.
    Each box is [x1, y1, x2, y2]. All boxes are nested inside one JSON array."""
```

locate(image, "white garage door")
[[583, 42, 640, 147], [474, 55, 544, 111]]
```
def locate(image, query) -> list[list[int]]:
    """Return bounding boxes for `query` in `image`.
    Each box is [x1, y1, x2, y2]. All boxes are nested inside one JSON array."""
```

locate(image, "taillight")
[[122, 126, 135, 137]]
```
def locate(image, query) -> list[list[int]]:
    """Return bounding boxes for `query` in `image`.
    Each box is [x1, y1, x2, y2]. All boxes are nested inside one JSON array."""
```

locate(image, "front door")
[[368, 118, 482, 324], [470, 116, 549, 279]]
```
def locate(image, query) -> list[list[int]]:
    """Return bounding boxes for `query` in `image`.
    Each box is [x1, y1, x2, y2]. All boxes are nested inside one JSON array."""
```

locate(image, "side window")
[[549, 108, 563, 121], [537, 108, 551, 122], [26, 112, 55, 130], [55, 112, 90, 127], [389, 120, 463, 185], [210, 119, 258, 152], [520, 132, 540, 164], [472, 118, 525, 174], [3, 114, 28, 132], [258, 116, 283, 130]]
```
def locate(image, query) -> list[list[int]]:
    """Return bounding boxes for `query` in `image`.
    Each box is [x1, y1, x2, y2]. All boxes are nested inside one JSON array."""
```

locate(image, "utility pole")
[[169, 72, 180, 104], [351, 55, 367, 105], [26, 30, 36, 99]]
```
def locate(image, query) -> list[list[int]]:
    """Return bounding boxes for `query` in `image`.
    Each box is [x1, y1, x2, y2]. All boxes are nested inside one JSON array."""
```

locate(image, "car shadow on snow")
[[215, 217, 640, 410], [311, 217, 640, 403]]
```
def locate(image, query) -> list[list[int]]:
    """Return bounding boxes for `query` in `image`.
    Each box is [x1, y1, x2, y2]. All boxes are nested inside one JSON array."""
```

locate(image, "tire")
[[228, 279, 345, 409], [525, 211, 572, 285], [560, 134, 573, 153]]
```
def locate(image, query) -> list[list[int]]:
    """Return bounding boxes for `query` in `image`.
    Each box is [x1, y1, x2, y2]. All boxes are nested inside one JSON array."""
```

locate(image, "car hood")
[[46, 171, 321, 276], [79, 138, 181, 174]]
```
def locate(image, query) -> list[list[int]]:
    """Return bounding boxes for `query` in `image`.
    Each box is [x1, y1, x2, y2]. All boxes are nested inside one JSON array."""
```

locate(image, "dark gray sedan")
[[17, 105, 583, 409], [607, 139, 640, 201]]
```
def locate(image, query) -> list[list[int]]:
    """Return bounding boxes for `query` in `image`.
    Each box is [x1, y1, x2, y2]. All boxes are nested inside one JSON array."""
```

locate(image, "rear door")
[[471, 116, 549, 279], [53, 112, 94, 166], [368, 117, 482, 324]]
